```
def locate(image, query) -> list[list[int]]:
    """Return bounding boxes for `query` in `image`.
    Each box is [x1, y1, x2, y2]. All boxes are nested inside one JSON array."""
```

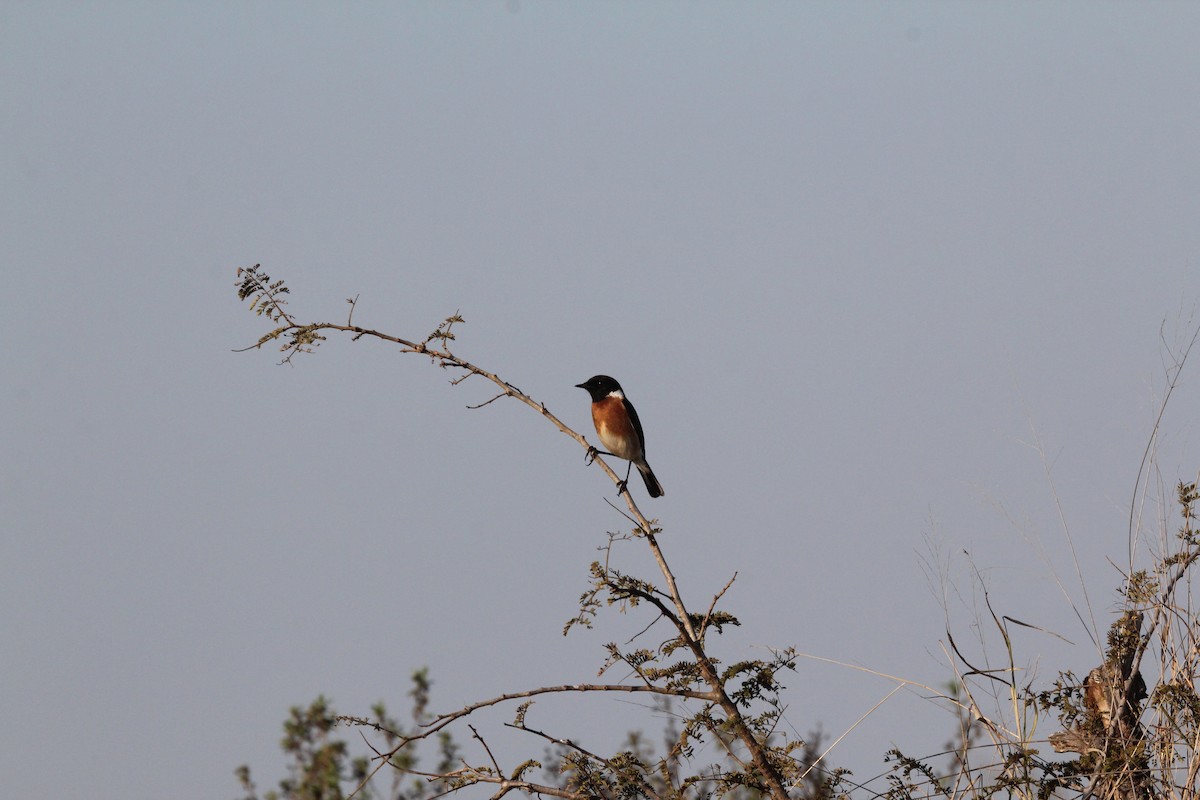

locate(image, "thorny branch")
[[235, 265, 795, 800]]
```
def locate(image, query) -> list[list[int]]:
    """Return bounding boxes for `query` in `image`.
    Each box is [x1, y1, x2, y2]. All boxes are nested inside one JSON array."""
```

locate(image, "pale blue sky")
[[3, 3, 1200, 798]]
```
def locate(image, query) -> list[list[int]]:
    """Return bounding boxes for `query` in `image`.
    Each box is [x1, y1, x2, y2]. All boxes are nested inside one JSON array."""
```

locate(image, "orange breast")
[[591, 396, 640, 461]]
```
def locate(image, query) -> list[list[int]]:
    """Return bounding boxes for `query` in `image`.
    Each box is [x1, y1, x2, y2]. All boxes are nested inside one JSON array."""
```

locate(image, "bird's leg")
[[584, 445, 616, 465], [616, 461, 633, 496]]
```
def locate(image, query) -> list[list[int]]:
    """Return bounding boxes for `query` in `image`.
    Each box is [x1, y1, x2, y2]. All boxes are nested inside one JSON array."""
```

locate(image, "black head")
[[575, 374, 623, 401]]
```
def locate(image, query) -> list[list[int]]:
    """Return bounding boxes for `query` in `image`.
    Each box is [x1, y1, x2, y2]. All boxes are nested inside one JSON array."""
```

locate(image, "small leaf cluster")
[[425, 312, 464, 350], [1035, 670, 1086, 727], [235, 673, 457, 800], [235, 264, 327, 361]]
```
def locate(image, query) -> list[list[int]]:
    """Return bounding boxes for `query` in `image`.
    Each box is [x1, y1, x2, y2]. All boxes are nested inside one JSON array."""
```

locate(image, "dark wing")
[[622, 396, 648, 455]]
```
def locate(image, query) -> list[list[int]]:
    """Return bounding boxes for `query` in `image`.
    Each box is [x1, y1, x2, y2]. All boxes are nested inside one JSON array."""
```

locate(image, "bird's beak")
[[574, 382, 587, 389]]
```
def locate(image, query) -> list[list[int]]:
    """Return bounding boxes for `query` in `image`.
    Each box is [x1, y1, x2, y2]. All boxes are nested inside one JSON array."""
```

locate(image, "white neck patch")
[[607, 390, 624, 400]]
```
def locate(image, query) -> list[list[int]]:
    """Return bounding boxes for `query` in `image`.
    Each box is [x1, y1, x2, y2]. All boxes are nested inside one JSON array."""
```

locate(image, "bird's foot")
[[584, 446, 599, 465]]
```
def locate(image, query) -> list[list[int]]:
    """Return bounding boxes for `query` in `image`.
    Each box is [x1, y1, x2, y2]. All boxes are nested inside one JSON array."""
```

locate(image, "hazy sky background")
[[4, 3, 1200, 798]]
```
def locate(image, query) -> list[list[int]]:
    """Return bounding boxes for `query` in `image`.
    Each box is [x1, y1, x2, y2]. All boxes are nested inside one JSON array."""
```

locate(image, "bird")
[[575, 375, 664, 498]]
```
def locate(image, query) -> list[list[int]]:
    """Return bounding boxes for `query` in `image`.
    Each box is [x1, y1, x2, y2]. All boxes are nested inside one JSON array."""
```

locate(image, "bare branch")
[[467, 392, 509, 410], [469, 724, 503, 776]]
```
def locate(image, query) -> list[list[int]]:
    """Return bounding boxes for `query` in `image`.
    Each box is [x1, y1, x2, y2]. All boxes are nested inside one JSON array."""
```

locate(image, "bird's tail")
[[637, 463, 665, 498]]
